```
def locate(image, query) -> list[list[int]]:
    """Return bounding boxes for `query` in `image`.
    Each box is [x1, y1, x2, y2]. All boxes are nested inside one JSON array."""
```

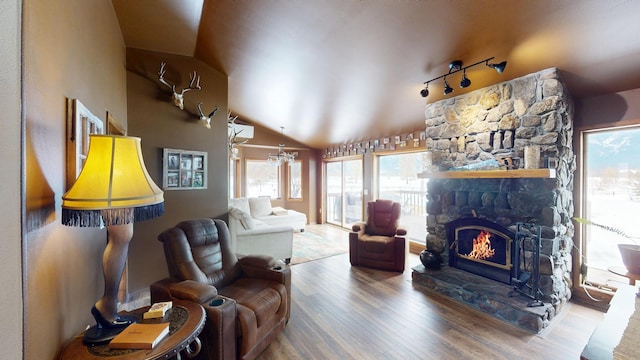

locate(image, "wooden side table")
[[60, 300, 205, 360], [608, 266, 640, 285]]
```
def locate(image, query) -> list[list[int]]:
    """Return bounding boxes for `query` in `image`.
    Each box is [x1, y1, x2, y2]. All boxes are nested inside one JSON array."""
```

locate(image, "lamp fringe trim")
[[62, 203, 164, 227]]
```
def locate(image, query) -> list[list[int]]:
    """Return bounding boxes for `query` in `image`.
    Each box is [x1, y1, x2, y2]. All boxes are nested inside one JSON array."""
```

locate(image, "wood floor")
[[257, 225, 605, 360]]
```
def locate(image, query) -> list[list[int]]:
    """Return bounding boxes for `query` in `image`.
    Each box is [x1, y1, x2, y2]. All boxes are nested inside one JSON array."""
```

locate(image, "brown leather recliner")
[[349, 199, 406, 272], [150, 218, 290, 360]]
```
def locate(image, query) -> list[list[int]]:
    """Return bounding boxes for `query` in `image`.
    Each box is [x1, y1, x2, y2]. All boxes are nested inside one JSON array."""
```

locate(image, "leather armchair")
[[349, 199, 406, 272], [150, 218, 290, 360]]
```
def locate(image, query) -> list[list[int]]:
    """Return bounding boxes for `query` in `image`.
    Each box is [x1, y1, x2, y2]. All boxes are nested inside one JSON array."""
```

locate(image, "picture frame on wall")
[[66, 98, 104, 190], [163, 148, 207, 190]]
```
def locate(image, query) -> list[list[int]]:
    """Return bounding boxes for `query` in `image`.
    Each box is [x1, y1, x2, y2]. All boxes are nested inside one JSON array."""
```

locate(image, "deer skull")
[[197, 103, 219, 129], [158, 62, 201, 110]]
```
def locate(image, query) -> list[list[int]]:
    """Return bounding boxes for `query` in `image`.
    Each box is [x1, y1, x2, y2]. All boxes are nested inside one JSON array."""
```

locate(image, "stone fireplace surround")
[[411, 68, 575, 333]]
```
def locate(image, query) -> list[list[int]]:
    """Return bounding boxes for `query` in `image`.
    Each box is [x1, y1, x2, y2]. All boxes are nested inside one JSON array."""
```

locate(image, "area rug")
[[290, 230, 349, 265]]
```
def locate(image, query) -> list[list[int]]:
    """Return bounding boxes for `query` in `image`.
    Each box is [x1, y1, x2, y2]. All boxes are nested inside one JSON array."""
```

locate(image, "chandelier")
[[268, 127, 296, 166]]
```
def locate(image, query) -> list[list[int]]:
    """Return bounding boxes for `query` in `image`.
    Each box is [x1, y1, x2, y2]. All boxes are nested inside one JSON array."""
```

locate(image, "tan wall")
[[1, 0, 23, 358], [575, 88, 640, 130], [125, 48, 229, 292], [23, 0, 127, 358]]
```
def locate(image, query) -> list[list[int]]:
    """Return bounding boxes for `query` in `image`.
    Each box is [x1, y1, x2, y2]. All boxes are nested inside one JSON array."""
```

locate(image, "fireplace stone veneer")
[[412, 68, 575, 332]]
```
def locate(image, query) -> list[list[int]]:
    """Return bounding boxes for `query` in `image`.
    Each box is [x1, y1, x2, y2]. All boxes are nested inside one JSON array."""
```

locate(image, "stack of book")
[[143, 301, 173, 319]]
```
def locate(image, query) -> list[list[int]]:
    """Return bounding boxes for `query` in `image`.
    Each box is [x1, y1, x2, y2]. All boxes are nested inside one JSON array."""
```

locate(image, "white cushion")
[[271, 206, 288, 216], [229, 198, 250, 214], [249, 197, 273, 217], [229, 207, 254, 230]]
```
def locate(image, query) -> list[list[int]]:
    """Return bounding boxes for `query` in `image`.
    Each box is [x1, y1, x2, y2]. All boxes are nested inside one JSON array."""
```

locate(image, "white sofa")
[[230, 197, 307, 231], [227, 197, 307, 263]]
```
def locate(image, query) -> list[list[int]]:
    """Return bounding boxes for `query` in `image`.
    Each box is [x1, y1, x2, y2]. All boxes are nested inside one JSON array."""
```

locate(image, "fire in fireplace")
[[446, 218, 516, 284], [467, 230, 496, 260]]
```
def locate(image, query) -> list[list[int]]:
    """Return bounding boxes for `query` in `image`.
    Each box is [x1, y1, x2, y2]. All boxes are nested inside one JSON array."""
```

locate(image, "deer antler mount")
[[197, 103, 219, 129], [158, 62, 201, 110]]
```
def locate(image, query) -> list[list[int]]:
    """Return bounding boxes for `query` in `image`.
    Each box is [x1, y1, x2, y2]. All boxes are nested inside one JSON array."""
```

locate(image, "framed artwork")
[[163, 148, 207, 190], [66, 98, 104, 190], [106, 111, 126, 135]]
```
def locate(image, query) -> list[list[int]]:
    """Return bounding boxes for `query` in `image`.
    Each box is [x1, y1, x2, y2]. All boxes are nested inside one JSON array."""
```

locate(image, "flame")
[[466, 230, 495, 260]]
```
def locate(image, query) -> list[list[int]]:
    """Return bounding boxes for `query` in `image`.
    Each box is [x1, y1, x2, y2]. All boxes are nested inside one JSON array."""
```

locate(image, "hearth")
[[446, 217, 515, 284]]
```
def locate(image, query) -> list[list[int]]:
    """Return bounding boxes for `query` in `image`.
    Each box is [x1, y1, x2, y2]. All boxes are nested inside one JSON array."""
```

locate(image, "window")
[[229, 158, 237, 199], [288, 160, 302, 199], [582, 126, 640, 285], [376, 151, 429, 243], [246, 160, 280, 198]]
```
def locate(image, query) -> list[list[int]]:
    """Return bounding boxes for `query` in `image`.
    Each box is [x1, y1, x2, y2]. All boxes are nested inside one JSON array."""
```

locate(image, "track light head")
[[487, 60, 507, 73], [443, 78, 454, 95], [420, 84, 429, 98], [460, 71, 471, 88]]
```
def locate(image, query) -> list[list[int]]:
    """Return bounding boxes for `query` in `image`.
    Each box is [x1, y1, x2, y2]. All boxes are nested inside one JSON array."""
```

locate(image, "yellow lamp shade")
[[62, 135, 164, 226]]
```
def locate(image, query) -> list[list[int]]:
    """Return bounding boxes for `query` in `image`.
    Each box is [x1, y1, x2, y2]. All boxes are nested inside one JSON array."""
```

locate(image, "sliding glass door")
[[376, 151, 429, 243], [581, 126, 640, 285], [325, 159, 363, 228]]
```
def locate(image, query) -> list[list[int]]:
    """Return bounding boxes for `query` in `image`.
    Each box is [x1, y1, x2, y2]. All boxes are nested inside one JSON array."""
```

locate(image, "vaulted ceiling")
[[112, 0, 640, 149]]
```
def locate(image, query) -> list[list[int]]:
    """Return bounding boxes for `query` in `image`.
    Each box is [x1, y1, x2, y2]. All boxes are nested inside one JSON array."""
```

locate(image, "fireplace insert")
[[446, 218, 516, 284]]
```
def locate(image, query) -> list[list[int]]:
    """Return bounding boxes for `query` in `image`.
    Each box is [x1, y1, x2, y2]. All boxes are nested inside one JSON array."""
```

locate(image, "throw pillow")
[[229, 197, 251, 214], [229, 207, 255, 230], [249, 197, 273, 217], [271, 206, 288, 216]]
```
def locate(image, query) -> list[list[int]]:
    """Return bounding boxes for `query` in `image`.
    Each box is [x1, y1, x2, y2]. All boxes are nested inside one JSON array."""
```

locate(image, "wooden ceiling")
[[113, 0, 640, 149]]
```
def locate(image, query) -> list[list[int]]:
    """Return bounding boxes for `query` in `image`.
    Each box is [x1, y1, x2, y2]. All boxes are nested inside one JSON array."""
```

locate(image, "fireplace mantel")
[[417, 168, 556, 179]]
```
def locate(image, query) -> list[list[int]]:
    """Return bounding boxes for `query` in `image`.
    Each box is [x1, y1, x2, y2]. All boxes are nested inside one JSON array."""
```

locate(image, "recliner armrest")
[[351, 222, 364, 232], [238, 254, 276, 269], [169, 280, 218, 304], [239, 255, 290, 283], [396, 227, 407, 236]]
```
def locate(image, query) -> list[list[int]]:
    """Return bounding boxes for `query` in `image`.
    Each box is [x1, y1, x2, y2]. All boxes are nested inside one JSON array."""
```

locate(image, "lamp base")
[[82, 314, 137, 346]]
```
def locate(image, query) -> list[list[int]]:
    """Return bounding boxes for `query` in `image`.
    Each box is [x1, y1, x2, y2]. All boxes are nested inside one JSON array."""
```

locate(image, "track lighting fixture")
[[443, 77, 454, 95], [487, 61, 507, 73], [420, 84, 429, 97], [419, 56, 507, 97], [460, 70, 471, 88]]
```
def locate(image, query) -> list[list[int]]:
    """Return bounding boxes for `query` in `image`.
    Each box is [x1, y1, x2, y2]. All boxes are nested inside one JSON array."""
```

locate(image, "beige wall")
[[23, 0, 127, 358], [575, 88, 640, 130], [1, 0, 23, 358], [125, 48, 229, 292]]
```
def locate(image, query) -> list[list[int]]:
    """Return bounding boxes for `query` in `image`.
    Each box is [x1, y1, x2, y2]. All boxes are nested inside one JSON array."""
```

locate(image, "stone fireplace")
[[411, 68, 575, 332]]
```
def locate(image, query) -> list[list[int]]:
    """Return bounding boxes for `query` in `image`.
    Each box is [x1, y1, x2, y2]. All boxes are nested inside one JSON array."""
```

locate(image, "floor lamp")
[[62, 135, 164, 345]]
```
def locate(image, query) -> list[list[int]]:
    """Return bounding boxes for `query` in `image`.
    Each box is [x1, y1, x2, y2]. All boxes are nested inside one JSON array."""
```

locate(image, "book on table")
[[143, 301, 172, 319], [109, 322, 170, 350]]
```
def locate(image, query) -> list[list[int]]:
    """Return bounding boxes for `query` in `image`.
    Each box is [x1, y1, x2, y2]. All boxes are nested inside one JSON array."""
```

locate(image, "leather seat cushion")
[[358, 235, 395, 261], [219, 278, 283, 327]]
